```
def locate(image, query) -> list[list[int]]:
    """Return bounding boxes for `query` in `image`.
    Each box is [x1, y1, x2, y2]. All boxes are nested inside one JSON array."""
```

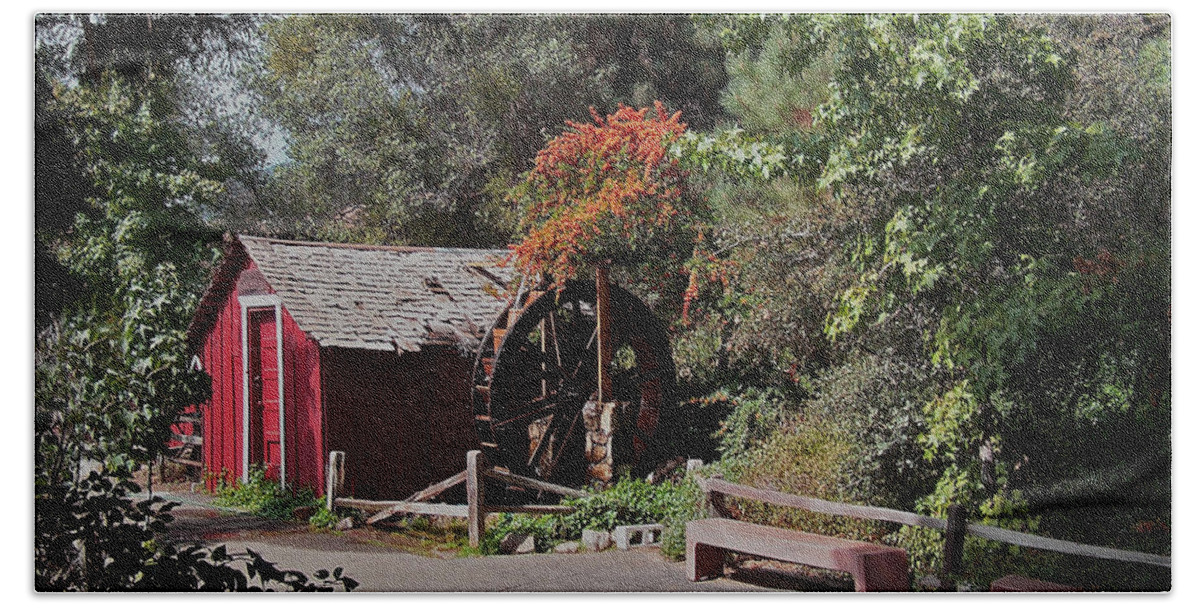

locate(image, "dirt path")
[[150, 490, 835, 592]]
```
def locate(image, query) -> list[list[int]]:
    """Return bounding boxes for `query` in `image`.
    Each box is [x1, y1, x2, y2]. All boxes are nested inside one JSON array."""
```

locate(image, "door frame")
[[239, 294, 286, 489]]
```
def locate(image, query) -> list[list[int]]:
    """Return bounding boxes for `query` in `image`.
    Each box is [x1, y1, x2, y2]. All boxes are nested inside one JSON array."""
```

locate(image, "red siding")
[[322, 347, 477, 500], [195, 259, 325, 495], [190, 252, 481, 500]]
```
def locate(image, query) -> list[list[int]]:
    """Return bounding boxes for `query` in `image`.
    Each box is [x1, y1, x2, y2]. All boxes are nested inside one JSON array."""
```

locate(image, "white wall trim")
[[239, 294, 287, 490]]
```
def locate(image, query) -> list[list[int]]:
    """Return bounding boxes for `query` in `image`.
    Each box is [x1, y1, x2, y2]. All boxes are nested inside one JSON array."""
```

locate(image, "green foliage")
[[482, 513, 566, 554], [214, 466, 320, 520], [308, 506, 340, 530], [481, 476, 700, 557], [699, 387, 789, 459], [35, 470, 356, 591], [720, 414, 885, 542], [689, 18, 1171, 574], [36, 74, 219, 482]]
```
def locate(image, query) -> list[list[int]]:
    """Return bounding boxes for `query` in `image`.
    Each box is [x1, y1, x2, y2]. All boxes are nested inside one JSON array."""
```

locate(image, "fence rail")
[[697, 477, 1169, 570]]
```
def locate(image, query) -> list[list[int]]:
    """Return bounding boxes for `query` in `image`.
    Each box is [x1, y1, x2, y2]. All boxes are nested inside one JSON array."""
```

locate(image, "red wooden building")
[[184, 235, 512, 499]]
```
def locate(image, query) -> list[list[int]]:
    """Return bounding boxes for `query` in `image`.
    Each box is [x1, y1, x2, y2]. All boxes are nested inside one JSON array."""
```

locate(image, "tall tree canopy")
[[687, 13, 1170, 519], [250, 14, 727, 247]]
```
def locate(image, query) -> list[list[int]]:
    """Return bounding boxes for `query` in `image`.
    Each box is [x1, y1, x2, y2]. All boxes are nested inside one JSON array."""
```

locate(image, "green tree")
[[250, 14, 729, 247], [37, 74, 220, 483], [694, 14, 1170, 525]]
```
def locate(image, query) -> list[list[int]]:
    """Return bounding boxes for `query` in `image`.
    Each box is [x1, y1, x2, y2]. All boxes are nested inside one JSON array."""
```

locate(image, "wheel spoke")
[[493, 397, 559, 429], [527, 401, 573, 469], [545, 409, 582, 475]]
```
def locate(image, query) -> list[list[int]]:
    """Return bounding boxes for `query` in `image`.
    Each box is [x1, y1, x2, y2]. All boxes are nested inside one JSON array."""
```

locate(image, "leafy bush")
[[482, 513, 565, 554], [35, 470, 357, 591], [480, 476, 701, 557], [720, 413, 886, 542], [213, 466, 319, 519], [308, 506, 340, 530]]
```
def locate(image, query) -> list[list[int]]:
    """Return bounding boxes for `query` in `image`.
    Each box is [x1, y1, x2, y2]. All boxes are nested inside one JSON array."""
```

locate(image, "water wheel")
[[471, 279, 677, 488]]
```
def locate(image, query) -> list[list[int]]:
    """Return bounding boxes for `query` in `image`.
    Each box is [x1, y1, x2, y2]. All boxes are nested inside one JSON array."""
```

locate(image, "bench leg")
[[833, 546, 910, 592], [687, 541, 725, 582]]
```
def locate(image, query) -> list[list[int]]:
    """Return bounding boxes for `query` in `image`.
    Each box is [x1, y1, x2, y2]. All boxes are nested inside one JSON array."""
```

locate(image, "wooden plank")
[[486, 504, 575, 515], [699, 477, 1172, 569], [333, 498, 398, 512], [404, 470, 467, 503], [172, 433, 203, 446], [699, 478, 945, 530], [965, 522, 1170, 568], [169, 458, 203, 468], [176, 413, 202, 424], [483, 468, 588, 498], [467, 450, 485, 548], [365, 501, 470, 524], [595, 264, 612, 401]]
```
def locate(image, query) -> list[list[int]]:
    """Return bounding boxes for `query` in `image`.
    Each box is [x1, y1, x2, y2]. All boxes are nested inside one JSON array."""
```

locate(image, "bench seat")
[[686, 518, 909, 591]]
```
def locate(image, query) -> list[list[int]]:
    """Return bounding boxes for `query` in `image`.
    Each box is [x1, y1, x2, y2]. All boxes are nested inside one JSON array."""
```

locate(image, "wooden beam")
[[366, 502, 470, 523], [482, 467, 588, 498], [325, 451, 344, 511], [404, 470, 467, 503], [172, 433, 203, 446], [699, 477, 947, 530], [595, 264, 612, 402], [333, 498, 400, 512], [467, 450, 485, 548], [941, 503, 967, 588], [486, 504, 576, 515]]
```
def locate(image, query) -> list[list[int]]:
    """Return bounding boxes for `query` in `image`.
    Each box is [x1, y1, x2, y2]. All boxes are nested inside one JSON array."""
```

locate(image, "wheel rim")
[[470, 280, 676, 487]]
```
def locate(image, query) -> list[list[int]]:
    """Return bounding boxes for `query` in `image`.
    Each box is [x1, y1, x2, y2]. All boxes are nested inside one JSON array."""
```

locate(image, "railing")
[[696, 476, 1171, 580], [326, 449, 582, 548]]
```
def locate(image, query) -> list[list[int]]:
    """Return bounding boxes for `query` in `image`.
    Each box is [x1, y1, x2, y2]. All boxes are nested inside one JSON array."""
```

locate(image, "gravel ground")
[[146, 489, 847, 593]]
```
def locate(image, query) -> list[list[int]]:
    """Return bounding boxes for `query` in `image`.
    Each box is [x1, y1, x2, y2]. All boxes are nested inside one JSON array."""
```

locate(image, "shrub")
[[35, 470, 356, 591], [213, 466, 319, 519], [480, 476, 702, 557], [720, 413, 886, 542], [308, 506, 340, 530]]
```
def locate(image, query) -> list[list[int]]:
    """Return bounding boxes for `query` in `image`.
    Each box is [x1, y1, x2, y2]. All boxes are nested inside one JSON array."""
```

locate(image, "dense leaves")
[[683, 14, 1170, 586], [510, 103, 703, 303], [35, 470, 357, 591], [251, 14, 729, 247]]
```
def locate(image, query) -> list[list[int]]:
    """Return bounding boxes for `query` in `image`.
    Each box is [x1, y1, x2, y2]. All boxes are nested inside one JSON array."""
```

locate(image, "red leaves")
[[511, 102, 692, 290]]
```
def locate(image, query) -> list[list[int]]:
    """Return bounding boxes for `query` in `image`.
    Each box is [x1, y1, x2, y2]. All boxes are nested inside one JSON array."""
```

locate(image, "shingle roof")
[[238, 235, 514, 353]]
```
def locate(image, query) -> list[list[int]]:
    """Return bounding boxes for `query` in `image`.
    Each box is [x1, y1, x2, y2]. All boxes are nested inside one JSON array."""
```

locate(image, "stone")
[[335, 517, 355, 531], [613, 524, 663, 550], [581, 529, 612, 552], [500, 533, 535, 555], [553, 541, 581, 554]]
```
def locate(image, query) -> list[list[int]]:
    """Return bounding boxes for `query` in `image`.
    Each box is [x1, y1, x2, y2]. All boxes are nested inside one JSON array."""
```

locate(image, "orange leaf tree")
[[510, 102, 710, 314]]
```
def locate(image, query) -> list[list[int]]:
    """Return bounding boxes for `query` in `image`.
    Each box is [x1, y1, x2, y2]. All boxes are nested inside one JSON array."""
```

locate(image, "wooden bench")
[[687, 518, 910, 591]]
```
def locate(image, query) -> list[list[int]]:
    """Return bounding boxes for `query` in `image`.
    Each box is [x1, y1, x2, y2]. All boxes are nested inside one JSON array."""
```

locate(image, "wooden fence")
[[697, 477, 1171, 575], [327, 450, 582, 548]]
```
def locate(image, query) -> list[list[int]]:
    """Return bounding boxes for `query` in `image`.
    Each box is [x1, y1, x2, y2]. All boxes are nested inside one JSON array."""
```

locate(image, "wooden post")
[[325, 451, 344, 511], [467, 450, 486, 549], [941, 503, 967, 588], [595, 263, 613, 402]]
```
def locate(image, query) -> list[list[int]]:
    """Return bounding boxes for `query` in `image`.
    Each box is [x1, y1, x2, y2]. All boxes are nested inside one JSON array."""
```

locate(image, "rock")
[[335, 517, 355, 531], [915, 575, 943, 591], [581, 529, 612, 552], [553, 541, 580, 554], [500, 533, 535, 554]]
